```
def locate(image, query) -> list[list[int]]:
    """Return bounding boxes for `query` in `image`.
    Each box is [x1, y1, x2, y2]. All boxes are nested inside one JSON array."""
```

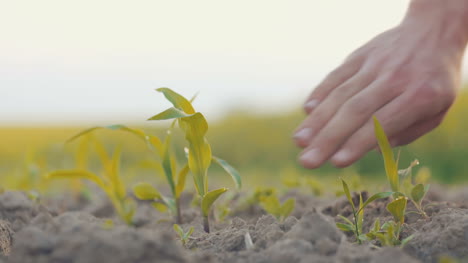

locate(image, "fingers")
[[328, 87, 448, 168], [389, 110, 447, 147], [294, 68, 375, 148], [297, 76, 403, 168], [303, 55, 365, 114]]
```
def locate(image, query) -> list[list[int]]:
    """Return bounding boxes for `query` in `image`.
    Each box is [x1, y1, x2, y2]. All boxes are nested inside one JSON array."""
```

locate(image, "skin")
[[294, 0, 468, 169]]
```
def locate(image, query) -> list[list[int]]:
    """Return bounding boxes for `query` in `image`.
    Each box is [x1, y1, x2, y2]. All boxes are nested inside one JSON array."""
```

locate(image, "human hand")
[[294, 2, 468, 169]]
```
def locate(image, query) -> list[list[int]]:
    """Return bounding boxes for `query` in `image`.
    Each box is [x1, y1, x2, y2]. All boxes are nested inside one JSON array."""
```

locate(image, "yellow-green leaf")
[[410, 184, 426, 204], [212, 156, 241, 189], [157, 88, 196, 114], [47, 170, 106, 192], [175, 165, 190, 198], [341, 178, 355, 211], [148, 135, 163, 155], [373, 116, 399, 192], [201, 188, 228, 217], [152, 202, 168, 212], [182, 113, 212, 196], [336, 223, 354, 232], [387, 197, 407, 224], [147, 107, 195, 121], [66, 125, 147, 143], [280, 198, 295, 219], [161, 133, 176, 194], [173, 224, 184, 237], [357, 193, 364, 233], [358, 192, 393, 213], [133, 182, 162, 200]]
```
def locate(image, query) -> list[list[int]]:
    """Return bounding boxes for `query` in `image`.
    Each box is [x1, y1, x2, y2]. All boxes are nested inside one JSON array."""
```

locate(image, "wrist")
[[404, 0, 468, 53]]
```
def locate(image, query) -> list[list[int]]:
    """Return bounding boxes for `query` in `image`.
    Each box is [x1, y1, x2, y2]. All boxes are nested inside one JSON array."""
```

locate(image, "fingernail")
[[304, 99, 319, 112], [299, 148, 322, 166], [293, 128, 313, 141], [332, 149, 351, 164]]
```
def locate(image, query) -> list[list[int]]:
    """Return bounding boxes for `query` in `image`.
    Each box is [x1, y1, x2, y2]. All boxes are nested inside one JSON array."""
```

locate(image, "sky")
[[1, 0, 467, 125]]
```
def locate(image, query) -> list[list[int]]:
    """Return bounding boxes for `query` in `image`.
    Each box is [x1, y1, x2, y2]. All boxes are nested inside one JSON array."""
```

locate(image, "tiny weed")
[[336, 178, 392, 244], [173, 224, 194, 246], [259, 192, 295, 222]]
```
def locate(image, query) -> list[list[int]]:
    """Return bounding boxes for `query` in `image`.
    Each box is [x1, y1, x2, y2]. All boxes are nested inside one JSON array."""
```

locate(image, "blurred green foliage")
[[1, 87, 468, 194]]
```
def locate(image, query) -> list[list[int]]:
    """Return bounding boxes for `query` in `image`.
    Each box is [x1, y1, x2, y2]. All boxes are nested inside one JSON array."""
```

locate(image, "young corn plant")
[[259, 192, 295, 222], [336, 178, 393, 244], [47, 145, 136, 225], [373, 116, 430, 218], [65, 124, 191, 224], [367, 197, 414, 247], [148, 88, 241, 232], [173, 224, 194, 246]]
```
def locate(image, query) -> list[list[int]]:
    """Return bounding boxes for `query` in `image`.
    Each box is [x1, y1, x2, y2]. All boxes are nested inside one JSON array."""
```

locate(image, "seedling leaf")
[[387, 197, 407, 224], [147, 107, 196, 121], [336, 223, 354, 232], [173, 224, 184, 237], [410, 184, 426, 204], [182, 113, 212, 196], [373, 116, 399, 192], [133, 182, 162, 200], [66, 125, 148, 143], [157, 87, 196, 114], [358, 192, 393, 213], [212, 156, 242, 189], [280, 198, 295, 219], [161, 134, 176, 193], [401, 235, 414, 247], [201, 188, 228, 217], [338, 215, 355, 226], [175, 165, 190, 198], [340, 178, 355, 211]]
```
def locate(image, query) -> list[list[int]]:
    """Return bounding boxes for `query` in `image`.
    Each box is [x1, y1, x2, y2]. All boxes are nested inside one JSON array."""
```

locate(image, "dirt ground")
[[0, 185, 467, 263]]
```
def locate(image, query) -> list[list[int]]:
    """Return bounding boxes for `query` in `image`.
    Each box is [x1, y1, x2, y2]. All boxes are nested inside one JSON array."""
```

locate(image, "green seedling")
[[367, 197, 413, 247], [173, 224, 194, 246], [259, 193, 295, 222], [373, 117, 399, 194], [336, 178, 393, 244], [148, 88, 241, 232], [374, 117, 430, 217], [63, 123, 190, 224], [282, 173, 324, 197], [47, 145, 136, 225], [132, 134, 191, 225]]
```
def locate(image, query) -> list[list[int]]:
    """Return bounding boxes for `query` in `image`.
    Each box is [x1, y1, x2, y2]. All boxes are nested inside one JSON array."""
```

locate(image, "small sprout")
[[259, 193, 295, 222], [387, 197, 407, 225], [373, 116, 399, 193], [374, 117, 430, 218], [148, 88, 241, 232], [173, 224, 194, 246], [367, 197, 410, 247], [337, 178, 393, 245], [47, 146, 135, 225]]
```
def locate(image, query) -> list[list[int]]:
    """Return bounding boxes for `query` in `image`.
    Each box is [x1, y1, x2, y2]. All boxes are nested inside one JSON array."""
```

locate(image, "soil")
[[0, 186, 467, 263]]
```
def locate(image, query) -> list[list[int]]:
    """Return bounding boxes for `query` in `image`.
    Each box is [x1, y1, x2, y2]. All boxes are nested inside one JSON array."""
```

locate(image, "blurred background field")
[[1, 87, 468, 196]]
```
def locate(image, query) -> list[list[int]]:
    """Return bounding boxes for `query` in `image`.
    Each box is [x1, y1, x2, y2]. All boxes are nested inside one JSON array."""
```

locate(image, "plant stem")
[[203, 216, 210, 233], [353, 210, 361, 244], [175, 198, 182, 224]]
